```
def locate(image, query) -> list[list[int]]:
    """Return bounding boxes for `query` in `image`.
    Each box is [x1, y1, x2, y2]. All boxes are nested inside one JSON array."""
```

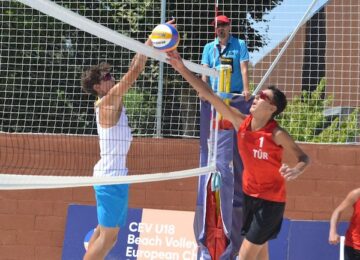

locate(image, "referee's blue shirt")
[[201, 35, 249, 93]]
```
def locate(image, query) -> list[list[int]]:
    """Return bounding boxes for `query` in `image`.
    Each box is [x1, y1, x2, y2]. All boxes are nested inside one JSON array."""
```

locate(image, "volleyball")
[[150, 24, 180, 52]]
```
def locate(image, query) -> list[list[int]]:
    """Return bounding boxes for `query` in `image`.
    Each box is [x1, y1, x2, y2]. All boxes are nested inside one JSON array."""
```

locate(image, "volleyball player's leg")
[[239, 195, 264, 260], [84, 184, 128, 259], [87, 225, 100, 252], [239, 239, 265, 260], [239, 195, 284, 260], [239, 194, 263, 260], [84, 226, 119, 260], [257, 242, 269, 260]]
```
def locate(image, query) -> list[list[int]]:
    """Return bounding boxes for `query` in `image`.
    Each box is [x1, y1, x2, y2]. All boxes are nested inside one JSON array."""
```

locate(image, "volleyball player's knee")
[[107, 233, 118, 247], [110, 234, 118, 248], [100, 232, 118, 250]]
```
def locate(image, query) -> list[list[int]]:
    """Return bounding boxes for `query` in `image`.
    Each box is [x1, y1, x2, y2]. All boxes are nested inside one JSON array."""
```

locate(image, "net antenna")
[[17, 0, 218, 78], [253, 0, 319, 95], [339, 236, 345, 260]]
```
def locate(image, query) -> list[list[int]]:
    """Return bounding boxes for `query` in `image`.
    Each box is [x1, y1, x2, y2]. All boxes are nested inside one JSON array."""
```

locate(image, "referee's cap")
[[211, 15, 231, 26]]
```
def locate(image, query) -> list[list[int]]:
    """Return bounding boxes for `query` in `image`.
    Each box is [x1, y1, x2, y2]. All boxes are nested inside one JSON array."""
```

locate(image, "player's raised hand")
[[242, 90, 251, 101], [166, 18, 176, 27], [167, 51, 185, 72]]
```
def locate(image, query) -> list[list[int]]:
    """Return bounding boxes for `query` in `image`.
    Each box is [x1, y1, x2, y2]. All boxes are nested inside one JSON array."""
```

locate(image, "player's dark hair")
[[81, 62, 110, 96], [268, 85, 287, 117]]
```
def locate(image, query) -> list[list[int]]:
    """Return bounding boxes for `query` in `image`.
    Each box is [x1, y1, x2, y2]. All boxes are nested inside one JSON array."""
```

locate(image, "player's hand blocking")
[[166, 51, 185, 72]]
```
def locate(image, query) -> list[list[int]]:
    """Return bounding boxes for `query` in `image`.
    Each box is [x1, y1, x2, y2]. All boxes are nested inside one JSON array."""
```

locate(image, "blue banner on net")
[[194, 95, 253, 259]]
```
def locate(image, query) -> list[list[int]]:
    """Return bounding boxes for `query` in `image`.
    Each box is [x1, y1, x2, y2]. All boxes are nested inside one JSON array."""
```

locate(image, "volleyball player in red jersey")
[[167, 50, 310, 260], [329, 188, 360, 260]]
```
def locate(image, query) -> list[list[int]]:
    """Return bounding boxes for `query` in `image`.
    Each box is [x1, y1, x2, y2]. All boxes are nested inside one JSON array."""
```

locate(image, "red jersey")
[[345, 199, 360, 250], [237, 115, 285, 202]]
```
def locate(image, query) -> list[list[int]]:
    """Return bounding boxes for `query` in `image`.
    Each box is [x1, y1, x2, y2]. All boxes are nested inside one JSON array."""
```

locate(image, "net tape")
[[0, 166, 215, 190]]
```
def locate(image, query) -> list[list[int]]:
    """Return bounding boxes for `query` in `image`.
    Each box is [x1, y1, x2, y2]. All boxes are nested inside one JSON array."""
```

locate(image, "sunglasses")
[[101, 72, 112, 81], [258, 90, 274, 105]]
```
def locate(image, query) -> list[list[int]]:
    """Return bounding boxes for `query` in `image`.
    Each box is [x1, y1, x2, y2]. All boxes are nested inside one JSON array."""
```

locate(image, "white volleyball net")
[[0, 0, 218, 189], [1, 0, 359, 189]]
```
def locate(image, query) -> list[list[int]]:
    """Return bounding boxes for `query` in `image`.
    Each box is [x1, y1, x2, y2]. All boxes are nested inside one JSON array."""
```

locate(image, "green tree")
[[124, 88, 157, 135], [278, 79, 359, 143]]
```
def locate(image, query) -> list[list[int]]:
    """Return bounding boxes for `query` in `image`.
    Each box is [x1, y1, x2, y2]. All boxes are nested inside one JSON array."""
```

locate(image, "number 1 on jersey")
[[259, 136, 264, 148]]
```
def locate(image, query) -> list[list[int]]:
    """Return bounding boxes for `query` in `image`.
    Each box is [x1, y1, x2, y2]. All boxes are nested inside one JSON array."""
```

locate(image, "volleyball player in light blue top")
[[80, 37, 152, 260]]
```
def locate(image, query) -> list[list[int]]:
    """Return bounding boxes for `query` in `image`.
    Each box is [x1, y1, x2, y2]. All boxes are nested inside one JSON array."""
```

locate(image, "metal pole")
[[155, 0, 167, 137]]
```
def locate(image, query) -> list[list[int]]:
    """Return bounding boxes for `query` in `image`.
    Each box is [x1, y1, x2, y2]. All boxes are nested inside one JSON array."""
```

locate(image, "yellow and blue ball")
[[150, 24, 180, 52]]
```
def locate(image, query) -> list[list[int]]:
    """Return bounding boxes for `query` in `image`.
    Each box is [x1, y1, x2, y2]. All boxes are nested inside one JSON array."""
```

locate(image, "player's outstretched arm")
[[106, 19, 175, 104], [329, 188, 360, 245], [167, 51, 246, 130], [96, 38, 153, 128], [107, 38, 153, 101]]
